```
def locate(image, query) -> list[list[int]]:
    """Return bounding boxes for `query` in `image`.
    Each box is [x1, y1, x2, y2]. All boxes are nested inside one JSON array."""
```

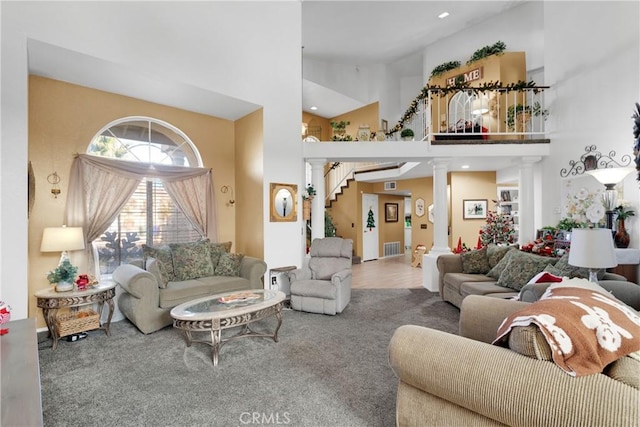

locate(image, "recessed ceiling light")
[[438, 12, 449, 19], [310, 106, 318, 111], [461, 165, 470, 169]]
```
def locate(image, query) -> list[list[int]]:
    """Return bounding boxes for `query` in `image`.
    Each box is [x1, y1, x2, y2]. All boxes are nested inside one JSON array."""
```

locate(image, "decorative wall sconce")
[[220, 185, 235, 206], [47, 172, 61, 198]]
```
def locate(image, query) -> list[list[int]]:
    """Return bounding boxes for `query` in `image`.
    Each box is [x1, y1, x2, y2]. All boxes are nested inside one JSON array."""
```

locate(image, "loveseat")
[[389, 284, 640, 426], [113, 240, 267, 334], [437, 244, 627, 308]]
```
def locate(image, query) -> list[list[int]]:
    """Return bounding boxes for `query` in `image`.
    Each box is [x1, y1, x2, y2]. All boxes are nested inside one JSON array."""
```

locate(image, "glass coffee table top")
[[171, 289, 285, 320]]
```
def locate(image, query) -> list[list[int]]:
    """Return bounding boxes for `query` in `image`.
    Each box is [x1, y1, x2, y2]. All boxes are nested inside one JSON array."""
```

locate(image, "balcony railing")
[[403, 87, 549, 145]]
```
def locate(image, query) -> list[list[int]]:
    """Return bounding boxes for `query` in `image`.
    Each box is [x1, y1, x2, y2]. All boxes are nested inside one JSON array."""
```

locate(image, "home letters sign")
[[446, 67, 483, 86]]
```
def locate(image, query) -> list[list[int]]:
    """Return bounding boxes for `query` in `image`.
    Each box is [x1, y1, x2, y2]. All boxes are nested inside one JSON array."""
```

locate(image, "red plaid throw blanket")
[[494, 286, 640, 376]]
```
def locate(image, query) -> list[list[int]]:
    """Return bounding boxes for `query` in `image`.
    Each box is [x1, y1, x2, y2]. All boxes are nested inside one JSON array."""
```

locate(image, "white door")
[[362, 193, 379, 261]]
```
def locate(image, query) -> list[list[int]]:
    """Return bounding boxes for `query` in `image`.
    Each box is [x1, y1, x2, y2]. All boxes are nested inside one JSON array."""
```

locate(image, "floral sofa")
[[113, 240, 267, 334], [437, 244, 629, 308]]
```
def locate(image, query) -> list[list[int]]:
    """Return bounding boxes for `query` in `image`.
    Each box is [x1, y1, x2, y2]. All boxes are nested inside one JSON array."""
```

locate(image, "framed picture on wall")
[[463, 199, 487, 220], [385, 203, 399, 222]]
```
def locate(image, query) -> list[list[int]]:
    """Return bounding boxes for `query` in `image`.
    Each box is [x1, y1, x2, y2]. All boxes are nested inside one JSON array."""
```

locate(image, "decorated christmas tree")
[[366, 208, 376, 231], [479, 211, 516, 246]]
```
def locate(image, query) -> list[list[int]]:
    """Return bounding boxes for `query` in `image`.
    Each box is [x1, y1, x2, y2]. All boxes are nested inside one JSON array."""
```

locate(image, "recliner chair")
[[289, 237, 353, 315]]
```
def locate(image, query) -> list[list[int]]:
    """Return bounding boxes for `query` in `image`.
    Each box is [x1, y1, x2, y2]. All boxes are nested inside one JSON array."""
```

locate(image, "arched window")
[[87, 117, 203, 274]]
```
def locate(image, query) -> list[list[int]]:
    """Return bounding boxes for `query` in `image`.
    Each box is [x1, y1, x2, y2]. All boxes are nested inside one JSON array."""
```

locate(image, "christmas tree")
[[479, 211, 516, 246], [366, 208, 376, 231]]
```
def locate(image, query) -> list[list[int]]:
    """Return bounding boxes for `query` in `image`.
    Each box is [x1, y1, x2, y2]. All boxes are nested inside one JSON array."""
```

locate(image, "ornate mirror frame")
[[270, 182, 298, 222]]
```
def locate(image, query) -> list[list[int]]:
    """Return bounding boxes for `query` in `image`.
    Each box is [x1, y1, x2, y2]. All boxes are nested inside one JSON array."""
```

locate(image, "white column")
[[424, 158, 452, 292], [309, 158, 326, 241], [518, 157, 539, 244]]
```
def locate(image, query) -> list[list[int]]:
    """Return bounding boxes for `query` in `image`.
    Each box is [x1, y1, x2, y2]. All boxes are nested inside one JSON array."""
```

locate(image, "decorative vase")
[[56, 281, 74, 292], [614, 219, 630, 249]]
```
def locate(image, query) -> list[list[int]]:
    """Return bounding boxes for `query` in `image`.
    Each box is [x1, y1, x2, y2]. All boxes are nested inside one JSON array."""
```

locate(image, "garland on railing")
[[388, 80, 546, 135]]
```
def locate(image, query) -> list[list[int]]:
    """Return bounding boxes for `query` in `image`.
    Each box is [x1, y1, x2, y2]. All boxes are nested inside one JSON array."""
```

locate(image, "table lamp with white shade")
[[568, 228, 618, 283], [41, 225, 86, 292]]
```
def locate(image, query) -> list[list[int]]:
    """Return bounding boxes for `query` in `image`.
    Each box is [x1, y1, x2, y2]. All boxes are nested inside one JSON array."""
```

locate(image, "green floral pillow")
[[553, 253, 605, 280], [142, 244, 175, 286], [215, 252, 244, 277], [487, 244, 517, 268], [461, 247, 490, 274], [487, 248, 519, 279], [496, 251, 558, 291], [169, 240, 214, 281], [208, 241, 232, 270]]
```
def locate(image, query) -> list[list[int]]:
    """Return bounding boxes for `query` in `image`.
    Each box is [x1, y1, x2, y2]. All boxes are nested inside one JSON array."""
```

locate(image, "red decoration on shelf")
[[0, 301, 11, 335]]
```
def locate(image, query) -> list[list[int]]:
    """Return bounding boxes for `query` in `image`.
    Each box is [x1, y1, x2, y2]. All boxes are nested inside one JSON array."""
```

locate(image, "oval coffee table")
[[170, 289, 286, 366]]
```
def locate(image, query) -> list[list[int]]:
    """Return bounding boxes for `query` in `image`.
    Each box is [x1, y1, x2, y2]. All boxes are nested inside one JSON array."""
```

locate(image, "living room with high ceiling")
[[2, 1, 639, 426]]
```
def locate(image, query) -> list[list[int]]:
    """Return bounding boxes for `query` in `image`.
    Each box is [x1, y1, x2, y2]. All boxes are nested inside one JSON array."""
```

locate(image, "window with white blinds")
[[88, 117, 203, 274]]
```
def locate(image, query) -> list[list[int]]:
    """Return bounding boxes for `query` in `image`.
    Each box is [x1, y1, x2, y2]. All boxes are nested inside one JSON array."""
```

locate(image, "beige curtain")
[[65, 154, 218, 275]]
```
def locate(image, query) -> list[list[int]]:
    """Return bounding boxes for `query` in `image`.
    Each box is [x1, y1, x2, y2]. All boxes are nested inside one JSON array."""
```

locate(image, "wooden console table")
[[610, 248, 640, 283], [0, 318, 44, 426], [35, 282, 116, 350]]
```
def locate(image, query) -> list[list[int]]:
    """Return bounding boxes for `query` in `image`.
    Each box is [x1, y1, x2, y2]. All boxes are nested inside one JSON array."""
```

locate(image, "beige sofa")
[[114, 251, 267, 334], [389, 293, 640, 426], [437, 249, 628, 308]]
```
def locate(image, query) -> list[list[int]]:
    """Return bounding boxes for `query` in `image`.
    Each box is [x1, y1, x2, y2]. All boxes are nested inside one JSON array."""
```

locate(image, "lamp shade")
[[586, 167, 634, 185], [568, 228, 617, 269], [40, 226, 86, 252]]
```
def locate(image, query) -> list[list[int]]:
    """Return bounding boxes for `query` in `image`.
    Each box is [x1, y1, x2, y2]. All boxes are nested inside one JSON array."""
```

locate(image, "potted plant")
[[613, 205, 635, 248], [506, 102, 548, 131], [401, 128, 414, 141], [302, 184, 316, 200], [330, 121, 352, 141], [47, 258, 79, 292]]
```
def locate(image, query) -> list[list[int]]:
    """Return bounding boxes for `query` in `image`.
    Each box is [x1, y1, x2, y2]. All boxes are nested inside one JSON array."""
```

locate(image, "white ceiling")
[[301, 0, 523, 117]]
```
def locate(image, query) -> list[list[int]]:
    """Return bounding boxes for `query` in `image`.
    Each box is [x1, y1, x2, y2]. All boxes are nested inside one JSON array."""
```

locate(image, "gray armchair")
[[289, 237, 353, 315]]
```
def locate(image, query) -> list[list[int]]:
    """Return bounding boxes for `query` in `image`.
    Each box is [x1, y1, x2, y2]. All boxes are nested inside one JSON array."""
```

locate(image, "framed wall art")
[[270, 182, 297, 222], [385, 203, 399, 222], [463, 199, 487, 220]]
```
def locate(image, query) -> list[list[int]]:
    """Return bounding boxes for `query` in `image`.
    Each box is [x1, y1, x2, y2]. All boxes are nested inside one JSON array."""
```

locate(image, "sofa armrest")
[[603, 272, 627, 281], [112, 263, 159, 303], [331, 269, 352, 286], [289, 268, 311, 282], [459, 295, 530, 344], [239, 256, 267, 289], [519, 280, 640, 311], [436, 254, 463, 294], [389, 325, 639, 427]]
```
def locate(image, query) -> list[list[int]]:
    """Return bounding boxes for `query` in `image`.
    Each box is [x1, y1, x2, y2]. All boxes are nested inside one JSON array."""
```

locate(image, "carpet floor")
[[38, 288, 460, 427]]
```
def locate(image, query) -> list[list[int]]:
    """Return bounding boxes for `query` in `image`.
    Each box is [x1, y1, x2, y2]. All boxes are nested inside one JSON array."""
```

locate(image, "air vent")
[[384, 181, 397, 191]]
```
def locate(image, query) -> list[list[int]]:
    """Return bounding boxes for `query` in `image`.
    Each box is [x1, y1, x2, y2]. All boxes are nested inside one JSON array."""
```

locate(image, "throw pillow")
[[553, 253, 605, 280], [486, 244, 517, 269], [527, 271, 563, 285], [208, 241, 232, 270], [142, 244, 175, 286], [494, 286, 640, 376], [169, 240, 214, 281], [496, 251, 558, 291], [215, 252, 244, 276], [461, 247, 490, 274], [486, 248, 519, 279]]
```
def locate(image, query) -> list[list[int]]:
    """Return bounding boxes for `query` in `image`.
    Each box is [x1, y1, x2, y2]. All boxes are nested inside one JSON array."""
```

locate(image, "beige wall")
[[330, 102, 379, 141], [235, 109, 264, 259], [450, 171, 497, 249], [28, 76, 241, 325], [302, 112, 331, 141]]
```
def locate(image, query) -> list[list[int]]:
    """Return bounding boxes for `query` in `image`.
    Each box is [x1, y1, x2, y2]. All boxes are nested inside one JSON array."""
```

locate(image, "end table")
[[35, 282, 116, 350]]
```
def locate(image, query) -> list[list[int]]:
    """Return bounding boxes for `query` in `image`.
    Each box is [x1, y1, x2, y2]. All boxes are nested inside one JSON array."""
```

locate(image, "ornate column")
[[518, 156, 539, 244], [308, 159, 326, 241], [424, 158, 452, 292]]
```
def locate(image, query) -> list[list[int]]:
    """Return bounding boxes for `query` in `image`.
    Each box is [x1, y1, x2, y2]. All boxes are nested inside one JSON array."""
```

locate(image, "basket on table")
[[55, 310, 100, 337]]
